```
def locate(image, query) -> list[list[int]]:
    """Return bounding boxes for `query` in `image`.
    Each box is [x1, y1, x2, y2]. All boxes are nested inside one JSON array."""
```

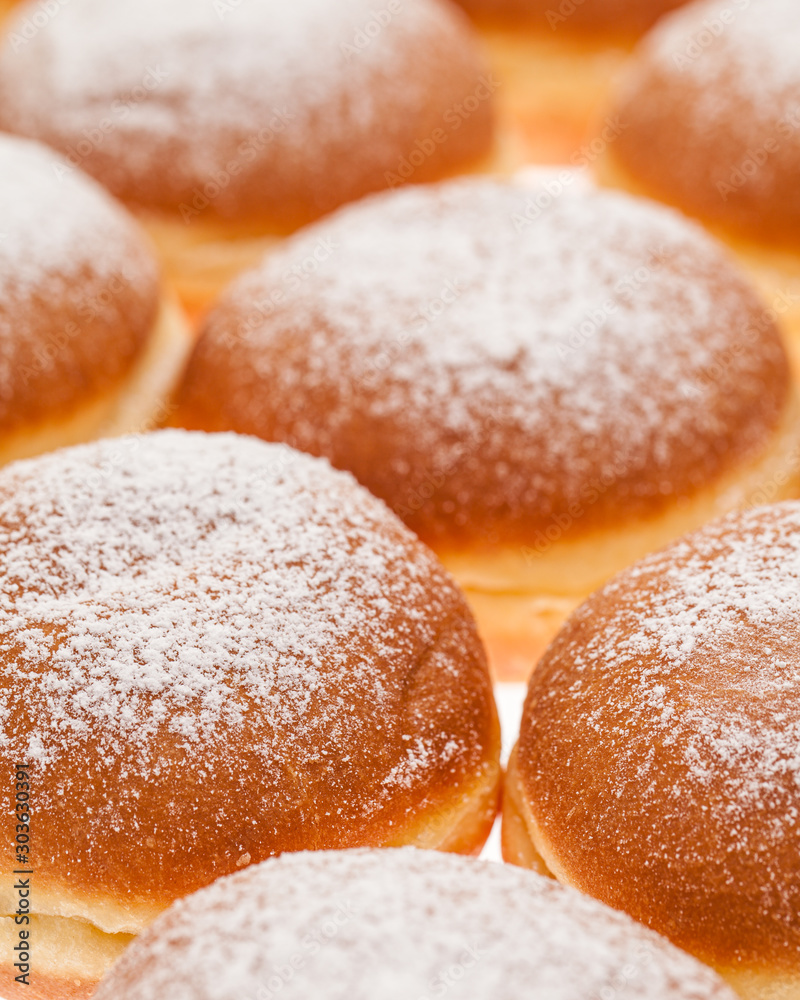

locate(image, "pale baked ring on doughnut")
[[0, 0, 495, 314], [602, 0, 800, 372], [94, 848, 738, 1000], [506, 500, 800, 999], [0, 133, 191, 466], [173, 176, 800, 680], [0, 430, 500, 998]]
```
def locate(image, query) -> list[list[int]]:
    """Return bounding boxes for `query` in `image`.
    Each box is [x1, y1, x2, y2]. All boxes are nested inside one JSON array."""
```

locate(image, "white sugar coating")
[[212, 177, 783, 518], [94, 849, 736, 1000], [528, 500, 800, 856], [586, 501, 800, 808], [637, 0, 800, 129], [0, 0, 479, 212], [261, 180, 720, 395], [0, 133, 145, 289], [1, 0, 383, 143], [0, 431, 479, 789]]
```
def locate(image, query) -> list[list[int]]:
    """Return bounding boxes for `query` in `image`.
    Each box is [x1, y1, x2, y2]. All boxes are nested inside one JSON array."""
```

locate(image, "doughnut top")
[[94, 848, 736, 1000], [175, 177, 788, 550], [518, 500, 800, 968], [0, 0, 492, 224], [0, 431, 495, 904], [452, 0, 688, 34], [0, 133, 159, 434], [612, 0, 800, 243]]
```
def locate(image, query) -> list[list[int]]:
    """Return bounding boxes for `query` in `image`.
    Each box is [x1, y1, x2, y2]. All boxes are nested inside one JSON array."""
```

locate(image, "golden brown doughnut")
[[607, 0, 800, 246], [0, 0, 495, 314], [603, 0, 800, 372], [454, 0, 687, 33], [94, 848, 738, 1000], [0, 430, 500, 998], [173, 176, 800, 680], [506, 500, 800, 999], [0, 133, 191, 466]]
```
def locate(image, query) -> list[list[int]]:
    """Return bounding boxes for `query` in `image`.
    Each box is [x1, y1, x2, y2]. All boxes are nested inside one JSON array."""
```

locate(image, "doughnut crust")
[[453, 0, 688, 34], [508, 501, 800, 996], [173, 178, 790, 555], [0, 0, 493, 230], [94, 848, 737, 1000], [0, 431, 500, 997], [608, 0, 800, 247], [0, 133, 159, 443]]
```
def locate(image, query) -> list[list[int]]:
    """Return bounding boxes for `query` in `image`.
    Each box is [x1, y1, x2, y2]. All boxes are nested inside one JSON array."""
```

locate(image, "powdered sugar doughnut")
[[604, 0, 800, 377], [0, 133, 190, 466], [94, 848, 737, 1000], [506, 500, 800, 999], [0, 0, 495, 311], [607, 0, 800, 247], [0, 430, 500, 998], [173, 177, 800, 680]]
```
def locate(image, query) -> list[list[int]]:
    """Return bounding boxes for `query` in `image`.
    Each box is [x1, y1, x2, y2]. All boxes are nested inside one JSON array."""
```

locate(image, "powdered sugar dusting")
[[521, 502, 800, 960], [0, 431, 479, 804], [2, 0, 378, 150], [0, 134, 144, 290], [0, 133, 158, 414], [196, 178, 784, 534], [591, 502, 800, 806], [637, 0, 800, 131], [0, 0, 482, 214], [94, 849, 735, 1000]]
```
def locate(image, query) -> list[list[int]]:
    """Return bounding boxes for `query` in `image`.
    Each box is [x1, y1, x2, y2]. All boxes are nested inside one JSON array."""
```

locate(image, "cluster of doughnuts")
[[0, 0, 797, 999], [173, 174, 800, 679], [0, 0, 494, 311]]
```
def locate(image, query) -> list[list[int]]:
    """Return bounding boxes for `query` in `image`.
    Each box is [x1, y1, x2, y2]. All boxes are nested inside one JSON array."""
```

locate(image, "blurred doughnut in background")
[[603, 0, 800, 372], [0, 0, 497, 314], [0, 133, 190, 468]]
